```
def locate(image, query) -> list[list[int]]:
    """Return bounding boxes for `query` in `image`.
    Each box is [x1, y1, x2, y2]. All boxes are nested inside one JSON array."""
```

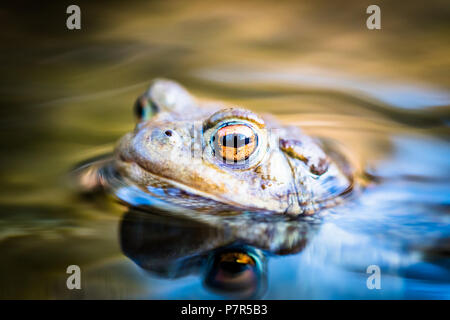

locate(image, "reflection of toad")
[[119, 209, 320, 298]]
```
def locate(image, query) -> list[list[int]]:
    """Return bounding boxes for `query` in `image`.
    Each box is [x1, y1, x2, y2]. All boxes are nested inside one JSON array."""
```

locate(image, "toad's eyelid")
[[203, 108, 265, 132]]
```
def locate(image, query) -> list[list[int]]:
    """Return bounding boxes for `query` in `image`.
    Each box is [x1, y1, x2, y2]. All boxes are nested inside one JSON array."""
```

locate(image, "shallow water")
[[0, 0, 449, 299]]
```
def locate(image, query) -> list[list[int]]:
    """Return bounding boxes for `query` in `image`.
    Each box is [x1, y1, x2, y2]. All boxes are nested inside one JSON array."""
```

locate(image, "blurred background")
[[0, 0, 449, 299]]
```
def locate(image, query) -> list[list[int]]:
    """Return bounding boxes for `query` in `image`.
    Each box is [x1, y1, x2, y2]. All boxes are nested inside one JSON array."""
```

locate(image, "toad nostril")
[[164, 130, 173, 137]]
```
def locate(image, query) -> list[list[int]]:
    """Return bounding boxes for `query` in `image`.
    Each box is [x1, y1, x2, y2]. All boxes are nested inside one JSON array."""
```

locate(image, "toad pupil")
[[212, 133, 252, 162], [222, 134, 250, 149]]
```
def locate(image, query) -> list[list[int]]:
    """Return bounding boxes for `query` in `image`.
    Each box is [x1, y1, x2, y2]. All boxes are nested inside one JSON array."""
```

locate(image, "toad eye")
[[204, 249, 265, 299], [134, 94, 159, 121], [203, 108, 268, 169], [211, 123, 258, 163]]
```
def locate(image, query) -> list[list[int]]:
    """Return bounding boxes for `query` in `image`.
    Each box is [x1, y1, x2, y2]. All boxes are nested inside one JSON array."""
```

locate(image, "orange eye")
[[219, 252, 255, 266], [212, 123, 258, 163]]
